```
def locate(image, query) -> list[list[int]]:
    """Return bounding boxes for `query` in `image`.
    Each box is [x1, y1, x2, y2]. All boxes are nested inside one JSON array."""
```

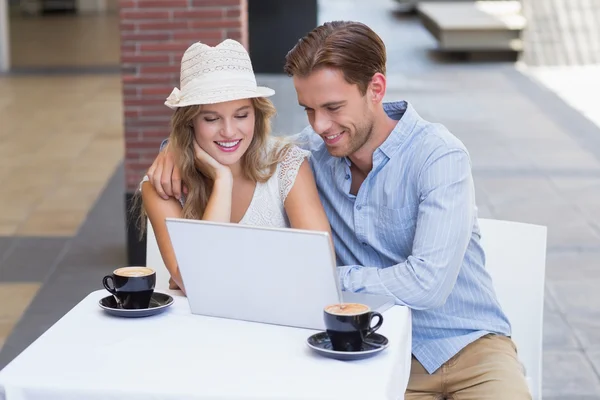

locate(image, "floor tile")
[[544, 312, 580, 350], [16, 210, 88, 236], [0, 166, 126, 368], [589, 352, 600, 380], [0, 237, 16, 263], [567, 316, 600, 351], [0, 196, 39, 222], [475, 175, 573, 213], [547, 280, 600, 317], [0, 74, 123, 235], [544, 286, 559, 314], [9, 13, 120, 68], [546, 252, 600, 281], [543, 350, 600, 397], [34, 184, 104, 212], [0, 237, 69, 282], [0, 224, 18, 236], [0, 283, 41, 321], [0, 321, 14, 351]]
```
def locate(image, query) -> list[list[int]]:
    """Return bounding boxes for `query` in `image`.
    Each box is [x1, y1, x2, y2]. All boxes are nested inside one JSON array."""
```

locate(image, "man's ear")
[[368, 72, 386, 103]]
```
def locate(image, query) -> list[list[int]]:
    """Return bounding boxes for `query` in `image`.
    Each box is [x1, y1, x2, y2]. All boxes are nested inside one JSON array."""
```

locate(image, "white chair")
[[145, 220, 174, 292], [478, 218, 547, 400]]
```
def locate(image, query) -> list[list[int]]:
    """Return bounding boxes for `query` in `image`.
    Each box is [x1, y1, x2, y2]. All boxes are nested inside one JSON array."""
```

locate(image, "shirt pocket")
[[376, 204, 417, 256]]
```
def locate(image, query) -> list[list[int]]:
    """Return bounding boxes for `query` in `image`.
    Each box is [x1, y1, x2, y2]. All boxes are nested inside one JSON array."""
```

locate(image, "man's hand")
[[146, 142, 186, 200]]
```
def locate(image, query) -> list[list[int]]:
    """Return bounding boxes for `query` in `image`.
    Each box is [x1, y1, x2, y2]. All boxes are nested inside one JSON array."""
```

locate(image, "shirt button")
[[356, 205, 362, 210], [345, 174, 350, 180]]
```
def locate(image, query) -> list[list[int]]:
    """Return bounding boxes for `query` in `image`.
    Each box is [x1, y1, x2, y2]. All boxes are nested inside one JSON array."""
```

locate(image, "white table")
[[0, 290, 412, 400]]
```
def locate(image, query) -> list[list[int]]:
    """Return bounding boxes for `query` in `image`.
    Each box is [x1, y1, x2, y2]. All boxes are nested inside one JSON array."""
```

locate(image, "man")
[[146, 21, 531, 399]]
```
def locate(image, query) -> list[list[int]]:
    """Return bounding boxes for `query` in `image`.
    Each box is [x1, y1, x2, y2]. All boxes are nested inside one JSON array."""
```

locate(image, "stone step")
[[417, 1, 526, 51]]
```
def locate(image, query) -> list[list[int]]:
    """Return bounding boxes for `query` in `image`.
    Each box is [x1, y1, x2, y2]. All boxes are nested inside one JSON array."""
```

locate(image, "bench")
[[417, 1, 526, 54]]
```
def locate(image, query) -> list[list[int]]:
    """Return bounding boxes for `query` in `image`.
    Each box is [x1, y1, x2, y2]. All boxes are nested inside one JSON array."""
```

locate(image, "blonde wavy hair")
[[136, 97, 292, 230]]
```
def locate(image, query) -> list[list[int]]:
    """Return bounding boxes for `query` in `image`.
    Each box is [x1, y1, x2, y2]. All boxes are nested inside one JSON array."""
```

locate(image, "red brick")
[[172, 30, 223, 41], [138, 129, 172, 138], [121, 10, 169, 19], [126, 171, 148, 183], [126, 161, 155, 172], [137, 125, 170, 133], [144, 117, 172, 124], [126, 147, 152, 156], [125, 149, 138, 160], [125, 76, 179, 86], [128, 139, 167, 150], [192, 0, 241, 6], [225, 8, 240, 18], [226, 29, 242, 41], [140, 65, 180, 74], [125, 110, 140, 118], [121, 43, 137, 53], [137, 21, 187, 31], [127, 140, 168, 149], [126, 99, 166, 106], [120, 21, 136, 31], [120, 0, 137, 8], [123, 86, 138, 96], [121, 53, 170, 63], [140, 107, 174, 117], [136, 0, 187, 8], [173, 9, 223, 19], [141, 86, 175, 95], [126, 177, 144, 190], [126, 118, 166, 127], [126, 156, 159, 169], [126, 170, 142, 180], [136, 125, 170, 132], [135, 94, 169, 102], [121, 32, 171, 42], [189, 19, 240, 29], [139, 42, 191, 52]]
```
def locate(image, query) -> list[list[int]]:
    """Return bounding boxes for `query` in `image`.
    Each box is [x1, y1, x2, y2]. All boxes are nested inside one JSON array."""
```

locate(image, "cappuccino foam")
[[114, 267, 154, 278], [325, 303, 369, 315]]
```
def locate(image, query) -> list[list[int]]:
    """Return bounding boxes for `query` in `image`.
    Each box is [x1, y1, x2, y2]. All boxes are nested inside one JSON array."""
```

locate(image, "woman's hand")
[[193, 139, 232, 181]]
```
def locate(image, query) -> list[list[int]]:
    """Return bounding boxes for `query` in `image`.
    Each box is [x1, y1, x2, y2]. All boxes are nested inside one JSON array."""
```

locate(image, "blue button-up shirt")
[[296, 101, 511, 373]]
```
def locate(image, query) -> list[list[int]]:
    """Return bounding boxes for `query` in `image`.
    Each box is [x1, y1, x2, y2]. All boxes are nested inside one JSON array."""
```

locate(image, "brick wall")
[[120, 0, 248, 193]]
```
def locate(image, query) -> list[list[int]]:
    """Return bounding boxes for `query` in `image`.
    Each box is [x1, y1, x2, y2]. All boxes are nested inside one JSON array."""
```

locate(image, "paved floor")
[[8, 7, 120, 69], [523, 0, 600, 66], [0, 75, 124, 236], [0, 0, 600, 398], [523, 64, 600, 132]]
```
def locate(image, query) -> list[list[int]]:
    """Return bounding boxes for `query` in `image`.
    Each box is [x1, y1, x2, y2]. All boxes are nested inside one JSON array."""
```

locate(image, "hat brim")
[[165, 86, 275, 110]]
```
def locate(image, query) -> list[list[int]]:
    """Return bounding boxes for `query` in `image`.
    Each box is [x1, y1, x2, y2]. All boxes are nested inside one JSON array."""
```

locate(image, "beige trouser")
[[405, 334, 532, 400]]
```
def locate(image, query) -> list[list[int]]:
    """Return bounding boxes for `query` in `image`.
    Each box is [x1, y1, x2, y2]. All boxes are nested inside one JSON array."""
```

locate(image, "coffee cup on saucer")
[[323, 302, 384, 352], [102, 266, 156, 309]]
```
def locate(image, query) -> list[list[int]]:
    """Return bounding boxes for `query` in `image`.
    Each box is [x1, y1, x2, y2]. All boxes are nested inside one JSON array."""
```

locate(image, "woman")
[[140, 39, 331, 293]]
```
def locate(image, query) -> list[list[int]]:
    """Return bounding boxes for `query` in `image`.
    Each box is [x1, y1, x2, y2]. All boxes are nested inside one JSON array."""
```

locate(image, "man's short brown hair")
[[283, 21, 386, 95]]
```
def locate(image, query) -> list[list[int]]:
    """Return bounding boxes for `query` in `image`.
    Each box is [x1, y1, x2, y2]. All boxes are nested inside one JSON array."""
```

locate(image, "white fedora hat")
[[164, 39, 275, 110]]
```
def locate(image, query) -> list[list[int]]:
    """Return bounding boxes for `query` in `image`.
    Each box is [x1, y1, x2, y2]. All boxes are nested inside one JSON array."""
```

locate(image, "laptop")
[[165, 218, 395, 330]]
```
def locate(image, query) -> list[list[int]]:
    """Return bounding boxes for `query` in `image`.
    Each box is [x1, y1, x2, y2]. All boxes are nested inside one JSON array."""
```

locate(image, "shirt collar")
[[341, 100, 420, 166]]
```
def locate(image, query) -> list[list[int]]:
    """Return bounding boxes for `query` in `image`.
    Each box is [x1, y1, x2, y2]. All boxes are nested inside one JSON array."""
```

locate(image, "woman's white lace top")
[[141, 139, 310, 228], [238, 142, 310, 228]]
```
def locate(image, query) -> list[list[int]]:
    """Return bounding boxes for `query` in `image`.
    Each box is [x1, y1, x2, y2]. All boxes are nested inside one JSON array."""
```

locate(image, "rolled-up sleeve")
[[338, 149, 475, 310]]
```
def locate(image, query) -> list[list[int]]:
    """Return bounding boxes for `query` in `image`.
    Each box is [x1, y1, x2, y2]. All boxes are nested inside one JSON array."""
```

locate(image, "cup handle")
[[365, 311, 384, 337], [102, 275, 116, 295]]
